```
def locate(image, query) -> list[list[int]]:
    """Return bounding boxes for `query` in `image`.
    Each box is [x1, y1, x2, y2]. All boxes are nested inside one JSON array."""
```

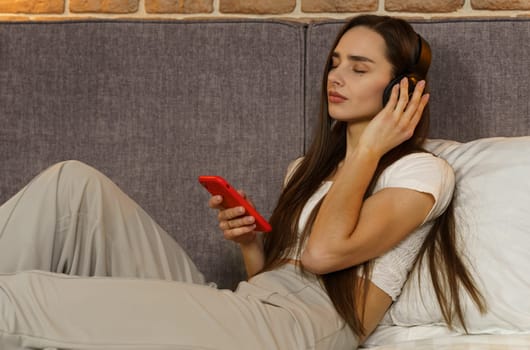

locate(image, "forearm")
[[316, 147, 379, 237], [302, 146, 380, 272], [239, 234, 265, 278]]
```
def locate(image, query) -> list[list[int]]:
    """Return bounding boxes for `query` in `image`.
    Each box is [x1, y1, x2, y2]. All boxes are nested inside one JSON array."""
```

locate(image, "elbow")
[[301, 235, 365, 274], [301, 244, 338, 275]]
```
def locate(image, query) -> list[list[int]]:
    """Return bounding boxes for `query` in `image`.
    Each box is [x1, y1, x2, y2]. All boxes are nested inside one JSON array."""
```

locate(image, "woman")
[[0, 15, 484, 350]]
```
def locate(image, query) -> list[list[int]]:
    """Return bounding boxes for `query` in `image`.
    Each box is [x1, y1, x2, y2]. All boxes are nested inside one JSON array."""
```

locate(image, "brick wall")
[[0, 0, 529, 20]]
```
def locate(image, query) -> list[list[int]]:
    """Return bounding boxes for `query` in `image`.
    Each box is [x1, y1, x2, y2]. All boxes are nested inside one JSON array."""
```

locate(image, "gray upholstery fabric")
[[1, 18, 528, 289], [305, 19, 530, 144], [0, 20, 305, 289]]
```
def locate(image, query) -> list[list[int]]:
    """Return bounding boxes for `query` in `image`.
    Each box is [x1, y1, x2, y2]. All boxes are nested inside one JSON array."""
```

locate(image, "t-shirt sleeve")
[[372, 152, 455, 224]]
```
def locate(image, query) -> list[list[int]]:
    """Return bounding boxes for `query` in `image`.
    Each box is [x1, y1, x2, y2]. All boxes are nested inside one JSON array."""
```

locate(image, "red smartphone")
[[198, 175, 272, 233]]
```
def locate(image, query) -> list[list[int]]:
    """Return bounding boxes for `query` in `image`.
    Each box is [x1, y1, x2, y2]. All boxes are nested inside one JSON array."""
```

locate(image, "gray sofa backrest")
[[1, 18, 528, 288], [0, 20, 305, 288], [305, 19, 530, 145]]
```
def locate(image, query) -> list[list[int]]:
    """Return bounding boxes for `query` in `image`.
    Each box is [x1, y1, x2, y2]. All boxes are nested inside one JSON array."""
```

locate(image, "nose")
[[327, 68, 344, 87]]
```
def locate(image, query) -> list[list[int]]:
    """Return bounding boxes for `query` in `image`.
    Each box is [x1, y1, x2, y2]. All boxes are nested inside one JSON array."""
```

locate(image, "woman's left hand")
[[358, 77, 430, 158]]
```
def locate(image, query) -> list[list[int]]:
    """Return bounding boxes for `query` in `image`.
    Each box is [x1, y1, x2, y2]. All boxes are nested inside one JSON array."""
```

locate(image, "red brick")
[[70, 0, 138, 13], [472, 0, 530, 10], [302, 0, 377, 12], [386, 0, 464, 12], [146, 0, 213, 13], [0, 0, 64, 13], [220, 0, 295, 14]]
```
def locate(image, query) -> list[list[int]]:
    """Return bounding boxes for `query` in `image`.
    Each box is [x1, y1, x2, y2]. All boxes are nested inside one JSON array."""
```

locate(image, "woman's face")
[[327, 26, 394, 122]]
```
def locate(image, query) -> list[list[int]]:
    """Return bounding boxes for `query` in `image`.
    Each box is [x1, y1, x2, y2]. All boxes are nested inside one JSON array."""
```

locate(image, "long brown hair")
[[262, 15, 486, 337]]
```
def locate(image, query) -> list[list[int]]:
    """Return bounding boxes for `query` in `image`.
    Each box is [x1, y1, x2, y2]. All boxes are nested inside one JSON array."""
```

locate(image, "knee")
[[54, 160, 111, 195], [57, 160, 100, 179]]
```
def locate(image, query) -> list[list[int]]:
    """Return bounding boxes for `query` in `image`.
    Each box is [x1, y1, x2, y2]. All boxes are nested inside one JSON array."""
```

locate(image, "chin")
[[328, 107, 351, 121], [329, 112, 374, 123], [328, 107, 380, 123]]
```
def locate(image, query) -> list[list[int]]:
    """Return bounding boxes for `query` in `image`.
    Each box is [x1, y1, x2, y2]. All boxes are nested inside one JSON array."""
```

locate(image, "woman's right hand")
[[210, 192, 266, 277], [208, 192, 259, 245], [357, 77, 429, 159]]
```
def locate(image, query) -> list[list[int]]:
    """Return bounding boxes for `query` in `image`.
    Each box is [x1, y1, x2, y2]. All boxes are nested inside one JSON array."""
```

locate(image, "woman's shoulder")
[[387, 152, 453, 176], [375, 151, 455, 196]]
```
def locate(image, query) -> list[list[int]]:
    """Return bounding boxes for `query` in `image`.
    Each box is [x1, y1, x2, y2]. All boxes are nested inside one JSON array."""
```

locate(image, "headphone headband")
[[413, 34, 431, 79], [381, 33, 432, 106]]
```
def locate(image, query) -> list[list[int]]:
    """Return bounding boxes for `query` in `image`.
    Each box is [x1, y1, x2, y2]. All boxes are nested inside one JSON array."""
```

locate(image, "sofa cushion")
[[0, 20, 306, 289], [386, 137, 530, 333]]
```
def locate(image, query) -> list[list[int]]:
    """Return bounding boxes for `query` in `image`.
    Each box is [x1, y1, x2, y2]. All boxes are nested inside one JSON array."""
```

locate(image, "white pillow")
[[385, 136, 530, 334]]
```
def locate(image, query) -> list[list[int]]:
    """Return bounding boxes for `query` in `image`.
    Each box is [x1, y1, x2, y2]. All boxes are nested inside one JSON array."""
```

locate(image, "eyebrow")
[[332, 52, 375, 63]]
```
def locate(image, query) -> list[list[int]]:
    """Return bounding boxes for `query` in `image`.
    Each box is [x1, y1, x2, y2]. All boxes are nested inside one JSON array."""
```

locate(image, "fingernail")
[[418, 80, 426, 87]]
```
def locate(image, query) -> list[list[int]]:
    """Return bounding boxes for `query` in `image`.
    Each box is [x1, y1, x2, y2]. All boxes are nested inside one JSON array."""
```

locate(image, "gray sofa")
[[1, 18, 529, 346]]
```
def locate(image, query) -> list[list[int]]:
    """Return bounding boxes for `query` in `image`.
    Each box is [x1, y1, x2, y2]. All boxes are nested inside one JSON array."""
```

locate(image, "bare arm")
[[302, 166, 434, 274], [209, 156, 306, 278], [302, 78, 432, 274], [209, 194, 265, 278]]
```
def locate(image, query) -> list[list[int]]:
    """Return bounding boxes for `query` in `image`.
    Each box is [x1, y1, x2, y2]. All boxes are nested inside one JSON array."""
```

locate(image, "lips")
[[328, 91, 348, 103]]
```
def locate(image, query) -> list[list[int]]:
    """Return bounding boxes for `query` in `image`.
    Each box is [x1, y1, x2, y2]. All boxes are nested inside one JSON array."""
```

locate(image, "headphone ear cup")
[[382, 75, 404, 106], [382, 75, 421, 106]]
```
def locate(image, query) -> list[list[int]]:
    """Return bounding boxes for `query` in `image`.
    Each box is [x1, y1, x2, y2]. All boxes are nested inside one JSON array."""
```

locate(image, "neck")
[[345, 119, 370, 155], [331, 120, 370, 181]]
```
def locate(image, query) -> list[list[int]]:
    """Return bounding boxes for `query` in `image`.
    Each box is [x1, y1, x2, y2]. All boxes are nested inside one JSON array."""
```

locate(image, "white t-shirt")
[[286, 152, 455, 300]]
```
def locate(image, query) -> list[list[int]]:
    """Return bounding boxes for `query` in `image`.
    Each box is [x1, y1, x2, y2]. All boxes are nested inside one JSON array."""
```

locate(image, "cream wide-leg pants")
[[0, 161, 356, 350]]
